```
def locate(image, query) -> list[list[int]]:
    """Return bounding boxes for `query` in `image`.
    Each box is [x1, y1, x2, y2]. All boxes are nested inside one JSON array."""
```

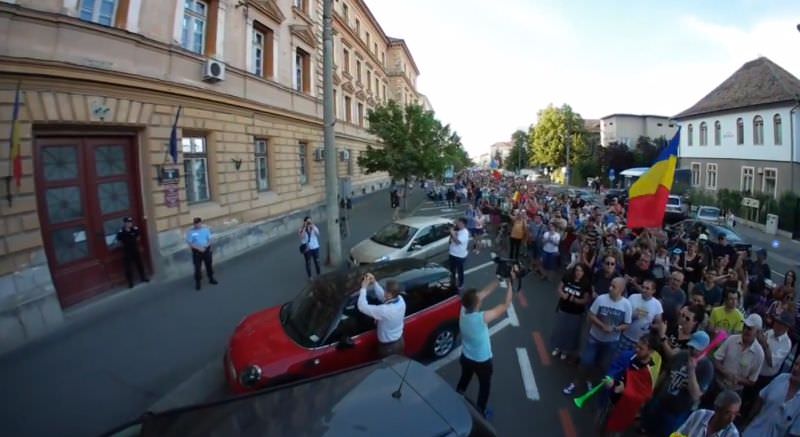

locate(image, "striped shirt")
[[676, 409, 740, 437]]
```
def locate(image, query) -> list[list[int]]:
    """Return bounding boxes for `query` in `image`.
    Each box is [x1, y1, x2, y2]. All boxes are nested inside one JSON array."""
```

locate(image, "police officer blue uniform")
[[186, 217, 217, 290], [116, 217, 149, 288]]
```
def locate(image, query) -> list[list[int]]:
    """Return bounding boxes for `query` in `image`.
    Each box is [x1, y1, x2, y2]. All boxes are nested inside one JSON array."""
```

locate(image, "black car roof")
[[104, 357, 490, 437]]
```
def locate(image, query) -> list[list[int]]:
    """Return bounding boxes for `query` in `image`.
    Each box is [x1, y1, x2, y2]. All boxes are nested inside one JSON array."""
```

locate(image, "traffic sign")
[[609, 168, 616, 181]]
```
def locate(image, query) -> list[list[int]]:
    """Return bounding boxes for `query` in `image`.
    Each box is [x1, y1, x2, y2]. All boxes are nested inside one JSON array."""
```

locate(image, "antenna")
[[392, 359, 413, 399]]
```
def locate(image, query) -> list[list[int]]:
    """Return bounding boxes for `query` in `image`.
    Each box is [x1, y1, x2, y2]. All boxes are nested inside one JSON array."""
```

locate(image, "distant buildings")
[[674, 56, 800, 198], [489, 141, 514, 161], [600, 114, 677, 147]]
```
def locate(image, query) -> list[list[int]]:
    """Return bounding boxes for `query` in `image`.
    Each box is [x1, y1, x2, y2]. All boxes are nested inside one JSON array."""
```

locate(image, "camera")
[[490, 252, 529, 291]]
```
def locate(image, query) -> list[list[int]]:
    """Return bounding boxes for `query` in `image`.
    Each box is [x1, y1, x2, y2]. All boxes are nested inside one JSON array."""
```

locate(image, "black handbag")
[[299, 243, 307, 254]]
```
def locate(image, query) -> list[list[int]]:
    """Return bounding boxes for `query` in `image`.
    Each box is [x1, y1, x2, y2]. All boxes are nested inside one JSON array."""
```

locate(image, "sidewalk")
[[733, 222, 800, 269], [0, 188, 428, 437]]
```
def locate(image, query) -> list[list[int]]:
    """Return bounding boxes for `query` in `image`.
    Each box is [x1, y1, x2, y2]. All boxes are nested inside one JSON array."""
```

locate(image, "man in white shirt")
[[619, 278, 663, 352], [357, 273, 406, 357], [742, 311, 793, 417], [449, 218, 470, 289], [706, 314, 765, 408]]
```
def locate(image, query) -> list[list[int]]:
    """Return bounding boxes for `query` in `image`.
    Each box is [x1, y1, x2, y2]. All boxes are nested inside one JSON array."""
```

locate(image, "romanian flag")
[[8, 85, 22, 188], [627, 128, 681, 228]]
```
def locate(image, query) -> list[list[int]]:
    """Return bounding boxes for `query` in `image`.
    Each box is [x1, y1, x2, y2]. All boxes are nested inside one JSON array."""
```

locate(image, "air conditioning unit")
[[339, 150, 350, 161], [314, 148, 326, 161], [203, 58, 226, 82]]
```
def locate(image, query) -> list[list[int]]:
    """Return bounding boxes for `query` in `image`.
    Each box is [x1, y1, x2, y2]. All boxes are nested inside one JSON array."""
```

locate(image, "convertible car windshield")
[[370, 223, 417, 248]]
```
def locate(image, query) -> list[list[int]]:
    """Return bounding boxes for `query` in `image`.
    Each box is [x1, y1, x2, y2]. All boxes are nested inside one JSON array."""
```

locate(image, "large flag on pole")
[[9, 85, 22, 187], [168, 106, 182, 164], [626, 128, 681, 228]]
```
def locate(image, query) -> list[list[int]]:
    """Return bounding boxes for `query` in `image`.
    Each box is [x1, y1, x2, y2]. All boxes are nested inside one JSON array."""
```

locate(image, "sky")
[[366, 0, 800, 159]]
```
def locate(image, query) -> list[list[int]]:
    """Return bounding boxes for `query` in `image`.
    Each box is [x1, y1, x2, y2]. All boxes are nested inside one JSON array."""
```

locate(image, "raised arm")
[[483, 285, 513, 324]]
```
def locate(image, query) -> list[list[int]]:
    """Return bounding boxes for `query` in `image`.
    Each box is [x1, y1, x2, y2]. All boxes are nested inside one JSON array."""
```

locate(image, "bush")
[[717, 189, 743, 216], [777, 191, 799, 232], [687, 188, 717, 208]]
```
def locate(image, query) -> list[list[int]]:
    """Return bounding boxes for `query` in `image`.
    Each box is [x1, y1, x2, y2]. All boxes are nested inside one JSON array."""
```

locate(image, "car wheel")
[[430, 324, 458, 358]]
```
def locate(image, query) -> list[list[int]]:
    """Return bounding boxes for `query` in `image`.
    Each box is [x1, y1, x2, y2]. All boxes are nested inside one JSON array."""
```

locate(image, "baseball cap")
[[744, 313, 763, 330], [698, 234, 709, 241], [687, 331, 710, 351], [774, 311, 794, 327]]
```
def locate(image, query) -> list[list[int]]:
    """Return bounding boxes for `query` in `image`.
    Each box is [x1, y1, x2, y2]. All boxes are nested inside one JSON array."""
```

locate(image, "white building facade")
[[600, 114, 677, 147], [674, 57, 800, 198]]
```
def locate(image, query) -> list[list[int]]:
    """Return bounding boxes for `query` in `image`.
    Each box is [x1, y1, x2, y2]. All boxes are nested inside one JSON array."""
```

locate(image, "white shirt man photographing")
[[357, 273, 406, 357]]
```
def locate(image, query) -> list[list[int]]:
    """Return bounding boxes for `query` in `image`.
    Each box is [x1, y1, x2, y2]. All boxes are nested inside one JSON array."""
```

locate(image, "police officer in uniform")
[[186, 217, 217, 290], [116, 217, 149, 288]]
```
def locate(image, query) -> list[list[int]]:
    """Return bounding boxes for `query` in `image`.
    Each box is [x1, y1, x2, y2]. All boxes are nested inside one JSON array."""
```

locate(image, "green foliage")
[[687, 188, 718, 208], [716, 189, 743, 215], [358, 101, 470, 180], [505, 129, 529, 171], [601, 142, 635, 177], [530, 104, 588, 168], [777, 191, 799, 232], [633, 136, 659, 167]]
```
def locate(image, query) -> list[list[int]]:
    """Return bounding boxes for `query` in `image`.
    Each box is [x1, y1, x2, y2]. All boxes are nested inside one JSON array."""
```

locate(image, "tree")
[[358, 101, 464, 208], [600, 142, 635, 186], [529, 104, 589, 183], [633, 136, 659, 167], [505, 129, 530, 172]]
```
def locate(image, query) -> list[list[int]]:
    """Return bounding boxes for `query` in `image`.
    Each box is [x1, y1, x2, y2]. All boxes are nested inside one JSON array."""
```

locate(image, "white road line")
[[507, 302, 519, 327], [488, 316, 512, 335], [464, 261, 494, 275], [515, 347, 540, 401]]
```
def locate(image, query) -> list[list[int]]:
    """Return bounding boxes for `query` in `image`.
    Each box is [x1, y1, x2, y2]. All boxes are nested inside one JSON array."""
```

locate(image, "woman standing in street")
[[550, 264, 592, 361], [299, 216, 321, 280], [542, 222, 562, 281], [508, 210, 528, 260]]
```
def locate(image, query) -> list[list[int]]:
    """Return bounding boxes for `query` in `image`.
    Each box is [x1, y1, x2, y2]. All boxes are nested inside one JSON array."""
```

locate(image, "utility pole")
[[323, 0, 342, 267], [564, 131, 571, 186]]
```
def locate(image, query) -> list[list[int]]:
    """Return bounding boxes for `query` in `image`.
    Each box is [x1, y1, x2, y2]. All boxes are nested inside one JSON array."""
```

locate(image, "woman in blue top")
[[457, 272, 514, 417]]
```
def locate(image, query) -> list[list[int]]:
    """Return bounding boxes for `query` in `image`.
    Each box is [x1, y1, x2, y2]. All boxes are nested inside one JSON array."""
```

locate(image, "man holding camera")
[[299, 216, 321, 280], [449, 218, 470, 289], [356, 273, 406, 357]]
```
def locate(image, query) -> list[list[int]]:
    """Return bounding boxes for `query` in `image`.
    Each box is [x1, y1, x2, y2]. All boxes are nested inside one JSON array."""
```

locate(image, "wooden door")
[[35, 136, 148, 307]]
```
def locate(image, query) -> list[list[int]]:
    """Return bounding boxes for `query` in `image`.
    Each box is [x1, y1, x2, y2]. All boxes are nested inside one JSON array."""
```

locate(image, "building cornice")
[[246, 0, 286, 24]]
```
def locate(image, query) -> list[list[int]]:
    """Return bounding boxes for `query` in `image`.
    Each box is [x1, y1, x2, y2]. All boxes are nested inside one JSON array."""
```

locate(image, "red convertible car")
[[225, 259, 461, 393]]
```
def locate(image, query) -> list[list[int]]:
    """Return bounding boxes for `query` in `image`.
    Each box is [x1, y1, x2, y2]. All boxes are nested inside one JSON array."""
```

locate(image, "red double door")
[[34, 136, 149, 308]]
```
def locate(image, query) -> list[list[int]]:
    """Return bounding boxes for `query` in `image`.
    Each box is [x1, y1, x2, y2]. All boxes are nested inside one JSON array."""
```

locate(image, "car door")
[[409, 226, 436, 259], [402, 272, 460, 357], [430, 224, 453, 257], [308, 300, 380, 377]]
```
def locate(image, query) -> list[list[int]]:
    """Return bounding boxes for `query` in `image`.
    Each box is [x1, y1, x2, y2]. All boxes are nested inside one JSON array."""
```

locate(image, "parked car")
[[664, 194, 689, 221], [668, 219, 751, 252], [349, 216, 453, 265], [104, 356, 497, 437], [696, 205, 722, 224], [224, 259, 461, 393]]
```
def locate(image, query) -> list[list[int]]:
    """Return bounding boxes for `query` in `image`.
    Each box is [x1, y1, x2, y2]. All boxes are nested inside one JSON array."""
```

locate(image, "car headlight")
[[374, 255, 390, 263], [239, 365, 262, 388]]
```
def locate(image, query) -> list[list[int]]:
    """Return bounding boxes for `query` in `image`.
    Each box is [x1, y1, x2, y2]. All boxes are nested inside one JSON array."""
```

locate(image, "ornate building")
[[0, 0, 425, 351]]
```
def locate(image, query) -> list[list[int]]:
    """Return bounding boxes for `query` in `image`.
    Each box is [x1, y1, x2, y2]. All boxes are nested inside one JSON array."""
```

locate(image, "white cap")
[[744, 313, 763, 330]]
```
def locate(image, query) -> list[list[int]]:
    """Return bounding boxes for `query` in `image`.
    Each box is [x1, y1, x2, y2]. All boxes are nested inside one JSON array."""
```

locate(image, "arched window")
[[699, 122, 708, 146], [687, 123, 694, 146], [774, 114, 782, 145], [753, 115, 764, 145], [736, 118, 744, 145], [714, 121, 721, 145]]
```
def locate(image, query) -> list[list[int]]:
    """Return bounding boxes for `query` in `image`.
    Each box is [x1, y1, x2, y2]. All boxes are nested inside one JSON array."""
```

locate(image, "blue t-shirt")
[[460, 309, 492, 362], [186, 226, 212, 248]]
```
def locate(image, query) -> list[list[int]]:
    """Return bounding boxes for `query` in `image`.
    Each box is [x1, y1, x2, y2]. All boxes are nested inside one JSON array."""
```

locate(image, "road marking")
[[558, 408, 578, 437], [515, 347, 540, 401], [427, 317, 512, 371], [464, 261, 494, 275], [507, 302, 519, 327], [532, 331, 551, 366]]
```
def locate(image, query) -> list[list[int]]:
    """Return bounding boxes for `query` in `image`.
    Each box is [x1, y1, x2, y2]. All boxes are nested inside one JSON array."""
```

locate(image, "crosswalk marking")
[[516, 347, 540, 401]]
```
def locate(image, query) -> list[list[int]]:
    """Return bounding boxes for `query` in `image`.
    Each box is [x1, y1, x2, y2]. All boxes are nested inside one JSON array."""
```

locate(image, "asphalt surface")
[[2, 188, 795, 437]]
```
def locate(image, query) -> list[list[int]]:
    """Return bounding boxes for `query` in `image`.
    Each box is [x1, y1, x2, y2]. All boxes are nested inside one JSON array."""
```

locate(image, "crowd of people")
[[447, 170, 799, 436]]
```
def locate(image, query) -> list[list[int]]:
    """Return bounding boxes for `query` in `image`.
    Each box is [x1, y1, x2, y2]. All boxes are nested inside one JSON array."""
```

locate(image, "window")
[[753, 116, 764, 145], [736, 118, 744, 145], [357, 103, 364, 127], [344, 96, 352, 122], [356, 60, 361, 82], [182, 0, 208, 54], [773, 114, 782, 145], [343, 49, 350, 73], [298, 142, 308, 185], [355, 19, 360, 35], [705, 163, 717, 190], [366, 70, 371, 91], [763, 168, 777, 197], [333, 89, 338, 118], [252, 23, 274, 78], [375, 77, 379, 95], [79, 0, 118, 26], [342, 3, 348, 21], [182, 136, 211, 203], [382, 84, 386, 102], [741, 166, 754, 193], [714, 120, 721, 145], [690, 163, 701, 186], [293, 0, 307, 13], [255, 139, 269, 191], [373, 42, 378, 55], [381, 52, 385, 66], [295, 48, 310, 93], [699, 122, 707, 146], [366, 32, 370, 46], [687, 124, 693, 146]]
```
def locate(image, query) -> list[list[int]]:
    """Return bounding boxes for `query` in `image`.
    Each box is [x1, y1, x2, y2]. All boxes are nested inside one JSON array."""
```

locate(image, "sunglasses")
[[604, 262, 616, 266]]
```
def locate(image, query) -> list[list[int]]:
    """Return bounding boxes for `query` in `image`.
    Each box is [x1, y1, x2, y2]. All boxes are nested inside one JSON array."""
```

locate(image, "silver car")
[[696, 206, 722, 224], [349, 216, 454, 265]]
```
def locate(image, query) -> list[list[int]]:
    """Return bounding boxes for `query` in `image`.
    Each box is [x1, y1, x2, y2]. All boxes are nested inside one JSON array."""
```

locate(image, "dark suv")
[[103, 356, 497, 437]]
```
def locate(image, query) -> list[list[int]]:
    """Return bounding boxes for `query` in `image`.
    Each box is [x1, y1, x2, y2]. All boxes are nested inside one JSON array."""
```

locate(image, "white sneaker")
[[560, 353, 568, 360], [551, 348, 560, 357], [498, 279, 508, 289]]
